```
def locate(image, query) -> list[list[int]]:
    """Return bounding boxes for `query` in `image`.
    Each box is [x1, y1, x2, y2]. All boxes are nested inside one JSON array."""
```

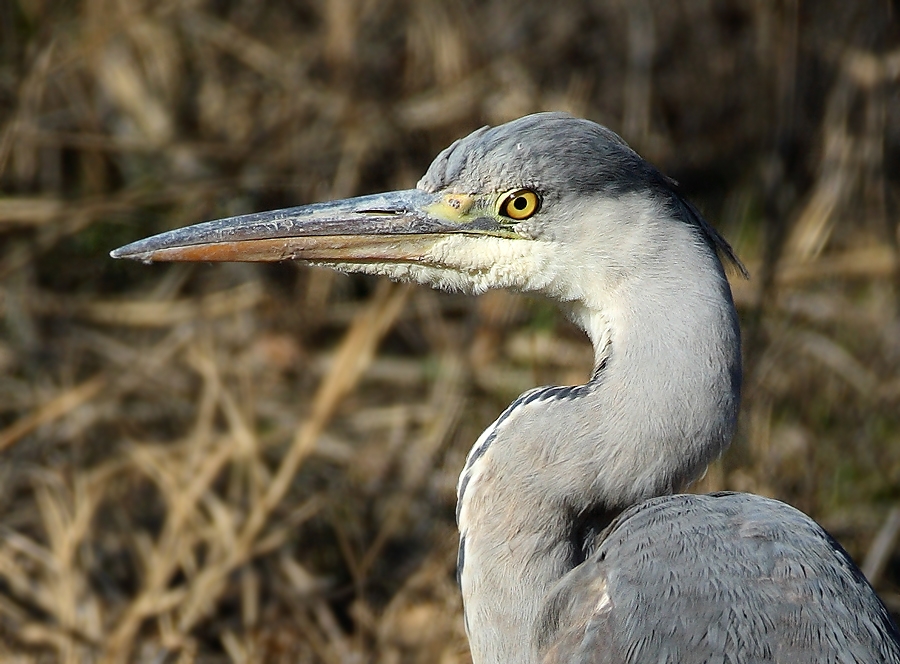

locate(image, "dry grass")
[[1, 0, 899, 661]]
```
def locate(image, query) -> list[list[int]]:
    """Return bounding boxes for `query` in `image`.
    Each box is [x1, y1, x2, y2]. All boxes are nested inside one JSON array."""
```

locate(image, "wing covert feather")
[[539, 493, 900, 664]]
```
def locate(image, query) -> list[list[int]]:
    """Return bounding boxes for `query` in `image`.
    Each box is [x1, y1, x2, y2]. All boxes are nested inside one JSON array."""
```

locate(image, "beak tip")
[[110, 242, 153, 262], [109, 245, 136, 260]]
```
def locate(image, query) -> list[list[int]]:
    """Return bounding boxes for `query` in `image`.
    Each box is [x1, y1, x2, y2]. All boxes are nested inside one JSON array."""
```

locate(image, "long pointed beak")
[[110, 189, 504, 264]]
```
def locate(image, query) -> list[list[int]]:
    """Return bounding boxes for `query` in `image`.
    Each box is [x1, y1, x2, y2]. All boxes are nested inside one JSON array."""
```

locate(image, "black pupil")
[[513, 196, 528, 210]]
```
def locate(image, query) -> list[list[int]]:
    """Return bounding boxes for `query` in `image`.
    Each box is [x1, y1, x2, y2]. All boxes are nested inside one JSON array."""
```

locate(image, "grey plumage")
[[111, 112, 900, 664], [541, 493, 900, 664]]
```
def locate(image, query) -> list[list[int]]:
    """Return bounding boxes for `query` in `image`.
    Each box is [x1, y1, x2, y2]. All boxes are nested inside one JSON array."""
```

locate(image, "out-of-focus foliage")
[[0, 0, 898, 661]]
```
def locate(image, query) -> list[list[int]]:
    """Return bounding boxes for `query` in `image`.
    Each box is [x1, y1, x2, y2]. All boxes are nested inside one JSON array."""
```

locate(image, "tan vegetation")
[[0, 0, 898, 661]]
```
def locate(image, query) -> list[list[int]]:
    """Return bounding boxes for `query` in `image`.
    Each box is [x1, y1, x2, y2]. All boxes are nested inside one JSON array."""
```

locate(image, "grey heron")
[[112, 113, 900, 663]]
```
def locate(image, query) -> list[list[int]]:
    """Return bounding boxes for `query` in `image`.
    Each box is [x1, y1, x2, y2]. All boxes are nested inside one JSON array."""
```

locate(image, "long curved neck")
[[456, 216, 741, 664]]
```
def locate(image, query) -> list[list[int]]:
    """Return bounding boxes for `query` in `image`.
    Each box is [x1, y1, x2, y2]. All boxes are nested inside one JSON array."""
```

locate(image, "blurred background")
[[1, 0, 899, 661]]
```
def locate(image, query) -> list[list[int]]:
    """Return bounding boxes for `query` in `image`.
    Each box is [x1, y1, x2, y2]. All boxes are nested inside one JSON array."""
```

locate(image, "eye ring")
[[498, 188, 540, 221]]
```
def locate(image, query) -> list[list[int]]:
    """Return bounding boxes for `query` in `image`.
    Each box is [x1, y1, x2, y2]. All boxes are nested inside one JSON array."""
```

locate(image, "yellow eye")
[[498, 188, 540, 220]]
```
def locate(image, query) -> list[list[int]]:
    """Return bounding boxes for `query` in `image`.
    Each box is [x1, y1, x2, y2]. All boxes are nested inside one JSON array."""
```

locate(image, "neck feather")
[[456, 210, 741, 664]]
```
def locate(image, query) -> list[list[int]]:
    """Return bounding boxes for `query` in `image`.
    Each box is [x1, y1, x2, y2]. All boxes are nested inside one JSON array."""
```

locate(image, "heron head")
[[111, 113, 740, 308]]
